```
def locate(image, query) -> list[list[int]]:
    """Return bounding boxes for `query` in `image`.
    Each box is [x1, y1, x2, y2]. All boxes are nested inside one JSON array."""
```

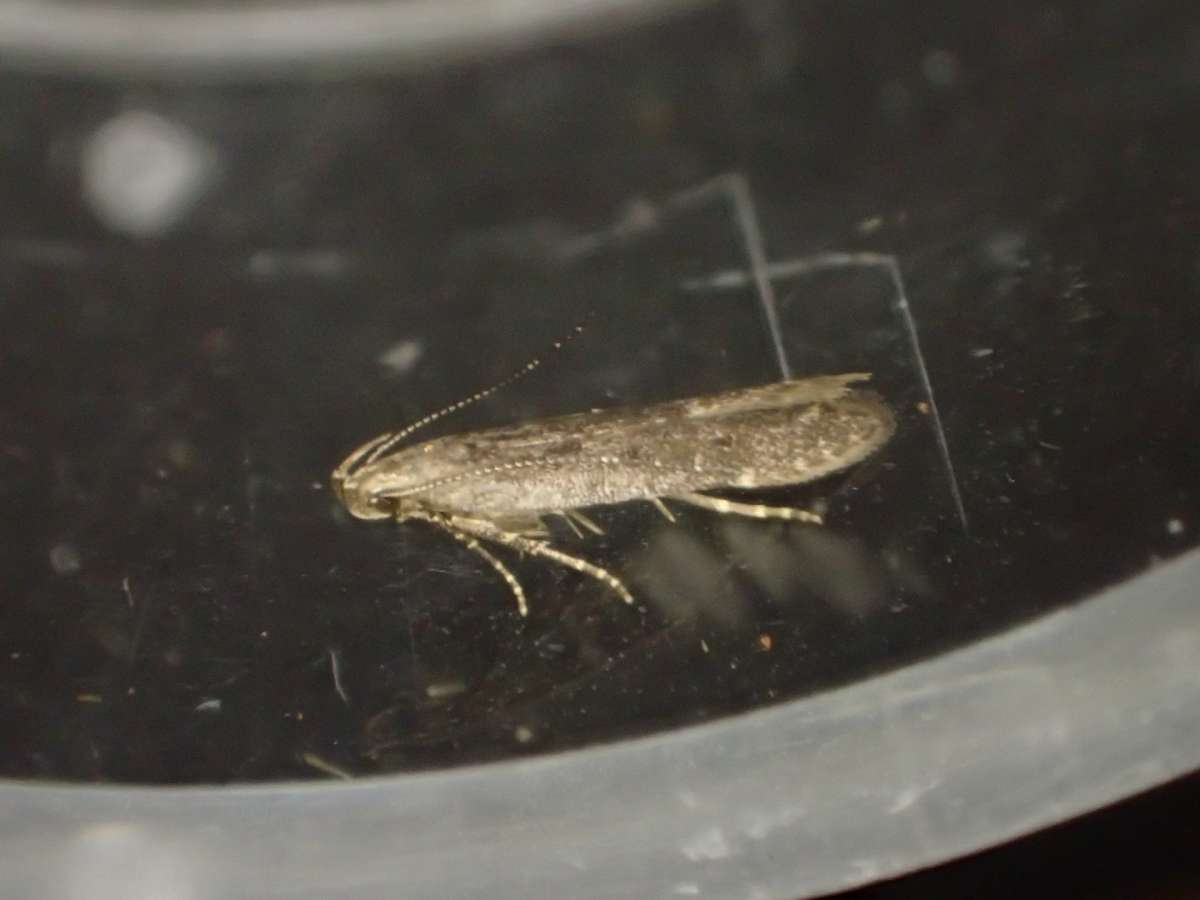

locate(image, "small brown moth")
[[332, 336, 895, 616]]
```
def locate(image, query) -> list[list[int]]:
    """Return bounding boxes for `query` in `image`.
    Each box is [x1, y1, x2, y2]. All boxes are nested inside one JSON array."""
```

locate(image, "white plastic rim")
[[0, 0, 712, 80], [3, 547, 1199, 898]]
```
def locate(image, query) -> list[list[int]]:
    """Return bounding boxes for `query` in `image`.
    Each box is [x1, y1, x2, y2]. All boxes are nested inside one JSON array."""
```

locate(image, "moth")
[[332, 333, 895, 616]]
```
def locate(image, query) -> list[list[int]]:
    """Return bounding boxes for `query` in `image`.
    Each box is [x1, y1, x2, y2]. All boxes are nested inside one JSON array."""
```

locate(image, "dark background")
[[0, 0, 1197, 894]]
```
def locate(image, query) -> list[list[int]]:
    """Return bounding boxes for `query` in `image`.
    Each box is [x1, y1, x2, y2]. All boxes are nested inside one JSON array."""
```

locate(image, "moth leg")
[[649, 497, 677, 524], [517, 538, 634, 606], [547, 510, 604, 538], [455, 519, 634, 606], [670, 491, 824, 525], [492, 513, 551, 539], [564, 509, 604, 536], [554, 512, 585, 539], [440, 525, 530, 617]]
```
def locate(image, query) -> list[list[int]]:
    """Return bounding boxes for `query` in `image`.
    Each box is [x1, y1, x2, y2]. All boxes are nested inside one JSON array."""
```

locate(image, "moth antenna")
[[363, 314, 593, 466]]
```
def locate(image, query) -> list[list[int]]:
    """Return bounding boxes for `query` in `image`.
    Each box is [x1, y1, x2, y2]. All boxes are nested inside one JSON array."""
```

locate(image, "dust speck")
[[377, 338, 424, 376], [922, 49, 961, 87], [425, 680, 467, 700], [82, 109, 218, 237], [50, 542, 82, 575]]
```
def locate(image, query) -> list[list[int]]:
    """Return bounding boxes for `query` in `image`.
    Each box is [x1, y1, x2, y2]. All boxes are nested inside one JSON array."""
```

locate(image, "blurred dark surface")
[[0, 0, 1196, 820]]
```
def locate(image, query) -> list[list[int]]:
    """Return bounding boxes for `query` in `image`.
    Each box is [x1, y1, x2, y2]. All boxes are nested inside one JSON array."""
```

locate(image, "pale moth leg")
[[456, 517, 634, 607], [554, 511, 586, 539], [441, 525, 529, 617], [649, 497, 677, 523], [404, 509, 634, 610], [670, 491, 823, 525], [564, 509, 604, 536], [492, 513, 550, 539]]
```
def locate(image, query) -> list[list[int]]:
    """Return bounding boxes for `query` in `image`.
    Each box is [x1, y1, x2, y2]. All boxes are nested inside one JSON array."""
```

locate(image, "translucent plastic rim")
[[4, 546, 1198, 898], [0, 0, 710, 80]]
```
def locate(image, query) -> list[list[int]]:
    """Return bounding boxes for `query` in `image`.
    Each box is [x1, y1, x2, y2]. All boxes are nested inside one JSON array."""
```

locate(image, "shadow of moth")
[[333, 336, 895, 616]]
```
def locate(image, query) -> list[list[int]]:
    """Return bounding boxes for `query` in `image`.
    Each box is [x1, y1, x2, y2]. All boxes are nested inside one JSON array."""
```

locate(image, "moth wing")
[[682, 373, 872, 419]]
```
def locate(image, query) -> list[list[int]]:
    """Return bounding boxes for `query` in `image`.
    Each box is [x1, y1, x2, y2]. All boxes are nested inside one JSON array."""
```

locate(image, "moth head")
[[331, 433, 410, 521], [332, 473, 391, 520], [334, 455, 434, 523]]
